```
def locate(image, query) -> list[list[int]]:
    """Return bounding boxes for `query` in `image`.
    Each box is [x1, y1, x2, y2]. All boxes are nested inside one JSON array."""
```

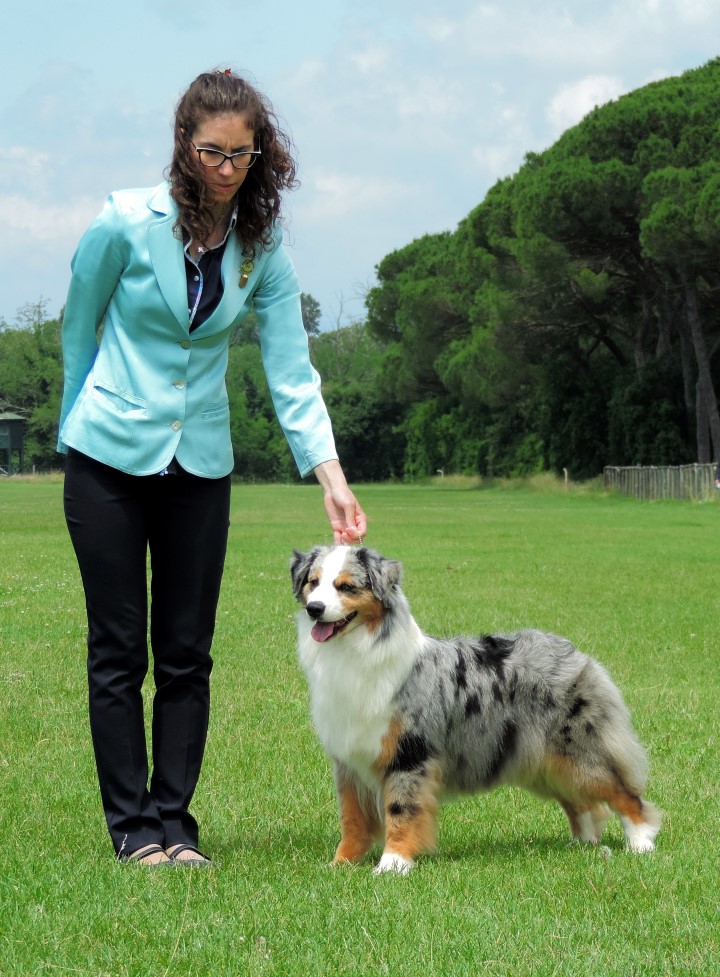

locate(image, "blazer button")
[[171, 420, 182, 432], [180, 340, 191, 349], [173, 380, 185, 389]]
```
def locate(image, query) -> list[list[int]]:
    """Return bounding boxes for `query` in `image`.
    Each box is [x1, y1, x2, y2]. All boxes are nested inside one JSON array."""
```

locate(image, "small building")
[[0, 413, 26, 474]]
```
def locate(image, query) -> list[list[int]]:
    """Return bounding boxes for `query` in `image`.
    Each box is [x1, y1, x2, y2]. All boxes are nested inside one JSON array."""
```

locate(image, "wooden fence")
[[604, 463, 719, 501]]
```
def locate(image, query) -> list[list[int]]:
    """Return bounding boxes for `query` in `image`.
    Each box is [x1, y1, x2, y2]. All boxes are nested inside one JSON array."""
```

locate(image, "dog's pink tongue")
[[312, 621, 336, 643]]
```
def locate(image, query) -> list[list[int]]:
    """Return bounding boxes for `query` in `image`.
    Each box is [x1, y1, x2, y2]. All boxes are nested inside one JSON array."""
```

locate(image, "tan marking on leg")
[[544, 754, 649, 827], [589, 783, 646, 824], [333, 779, 380, 865], [559, 800, 581, 838], [589, 802, 611, 837], [537, 754, 593, 810], [382, 761, 442, 863]]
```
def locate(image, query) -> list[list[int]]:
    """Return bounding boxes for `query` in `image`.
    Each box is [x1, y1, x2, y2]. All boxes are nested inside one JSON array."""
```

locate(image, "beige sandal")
[[122, 844, 172, 866], [167, 844, 212, 867]]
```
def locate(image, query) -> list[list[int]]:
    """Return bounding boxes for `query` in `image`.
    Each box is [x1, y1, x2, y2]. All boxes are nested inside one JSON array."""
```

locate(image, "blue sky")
[[1, 0, 719, 327]]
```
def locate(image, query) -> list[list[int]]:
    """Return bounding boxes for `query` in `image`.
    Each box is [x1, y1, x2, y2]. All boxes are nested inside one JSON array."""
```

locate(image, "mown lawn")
[[1, 477, 717, 976]]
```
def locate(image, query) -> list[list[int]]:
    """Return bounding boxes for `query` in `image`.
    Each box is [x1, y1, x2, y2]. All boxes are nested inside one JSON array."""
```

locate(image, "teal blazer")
[[58, 183, 337, 478]]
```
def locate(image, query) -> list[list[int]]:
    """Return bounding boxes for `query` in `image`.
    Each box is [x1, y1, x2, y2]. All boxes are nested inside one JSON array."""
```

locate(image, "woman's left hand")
[[313, 460, 367, 545]]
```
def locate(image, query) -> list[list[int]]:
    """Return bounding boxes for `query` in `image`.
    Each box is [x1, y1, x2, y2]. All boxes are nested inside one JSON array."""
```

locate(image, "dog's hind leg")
[[588, 803, 612, 841], [559, 800, 611, 844], [589, 783, 661, 853], [332, 767, 380, 866], [543, 751, 659, 852], [539, 755, 614, 845]]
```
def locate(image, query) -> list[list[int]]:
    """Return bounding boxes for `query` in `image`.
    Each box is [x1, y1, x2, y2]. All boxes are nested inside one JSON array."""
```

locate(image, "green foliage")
[[300, 292, 322, 336], [0, 302, 63, 469], [226, 325, 297, 481], [310, 322, 404, 480], [607, 358, 694, 466], [227, 313, 410, 482], [364, 57, 720, 479], [367, 231, 467, 407]]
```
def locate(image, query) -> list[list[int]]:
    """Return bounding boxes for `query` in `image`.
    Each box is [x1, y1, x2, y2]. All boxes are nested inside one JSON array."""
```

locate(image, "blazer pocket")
[[92, 382, 148, 413], [201, 400, 230, 419]]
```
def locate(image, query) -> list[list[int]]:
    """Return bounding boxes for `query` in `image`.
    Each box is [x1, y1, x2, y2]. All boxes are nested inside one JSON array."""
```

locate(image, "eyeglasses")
[[192, 143, 262, 170]]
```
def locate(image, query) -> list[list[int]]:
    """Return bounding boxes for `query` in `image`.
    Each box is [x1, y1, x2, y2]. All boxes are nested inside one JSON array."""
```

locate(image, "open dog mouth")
[[310, 612, 358, 643]]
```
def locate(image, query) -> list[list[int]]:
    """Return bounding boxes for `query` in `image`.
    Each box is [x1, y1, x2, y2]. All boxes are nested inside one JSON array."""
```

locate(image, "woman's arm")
[[57, 195, 126, 447]]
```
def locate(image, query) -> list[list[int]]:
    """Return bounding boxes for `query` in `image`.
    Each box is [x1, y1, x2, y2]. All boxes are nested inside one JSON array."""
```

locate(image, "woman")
[[58, 69, 366, 866]]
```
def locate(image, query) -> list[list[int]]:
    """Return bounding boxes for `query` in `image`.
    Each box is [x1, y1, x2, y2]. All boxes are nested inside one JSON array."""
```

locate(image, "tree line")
[[364, 57, 720, 480], [2, 59, 719, 480]]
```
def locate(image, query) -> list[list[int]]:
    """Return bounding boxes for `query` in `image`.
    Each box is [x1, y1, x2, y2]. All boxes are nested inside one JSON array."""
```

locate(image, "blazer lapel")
[[147, 184, 190, 332], [193, 227, 248, 336]]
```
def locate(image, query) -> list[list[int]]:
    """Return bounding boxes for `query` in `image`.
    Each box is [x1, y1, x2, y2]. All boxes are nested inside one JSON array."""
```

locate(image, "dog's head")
[[290, 546, 403, 643]]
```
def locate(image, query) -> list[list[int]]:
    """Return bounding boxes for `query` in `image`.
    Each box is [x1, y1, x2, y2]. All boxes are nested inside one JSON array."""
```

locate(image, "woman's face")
[[190, 112, 256, 209]]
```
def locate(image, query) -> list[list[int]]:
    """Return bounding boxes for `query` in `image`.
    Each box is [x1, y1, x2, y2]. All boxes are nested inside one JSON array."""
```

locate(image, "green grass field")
[[1, 477, 718, 976]]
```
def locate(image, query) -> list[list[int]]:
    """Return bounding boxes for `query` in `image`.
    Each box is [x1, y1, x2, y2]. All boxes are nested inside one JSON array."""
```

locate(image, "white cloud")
[[0, 147, 50, 166], [472, 144, 520, 179], [0, 194, 98, 242], [292, 59, 327, 86], [296, 171, 412, 220], [390, 76, 465, 120], [0, 147, 51, 188], [546, 75, 625, 135], [639, 0, 713, 22], [349, 44, 390, 74], [415, 16, 457, 42], [672, 0, 715, 23]]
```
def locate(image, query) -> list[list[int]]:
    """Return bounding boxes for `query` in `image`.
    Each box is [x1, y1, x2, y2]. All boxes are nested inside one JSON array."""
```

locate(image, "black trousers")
[[63, 450, 231, 856]]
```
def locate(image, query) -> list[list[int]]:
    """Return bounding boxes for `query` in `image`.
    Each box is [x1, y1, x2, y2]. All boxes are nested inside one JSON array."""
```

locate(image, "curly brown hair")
[[168, 70, 298, 255]]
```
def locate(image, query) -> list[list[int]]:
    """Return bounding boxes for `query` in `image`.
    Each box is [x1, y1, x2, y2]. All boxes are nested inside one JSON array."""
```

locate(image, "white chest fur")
[[297, 613, 422, 789]]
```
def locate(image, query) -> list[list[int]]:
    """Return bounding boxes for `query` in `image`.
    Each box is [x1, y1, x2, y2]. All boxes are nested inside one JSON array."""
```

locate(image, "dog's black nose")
[[306, 601, 325, 620]]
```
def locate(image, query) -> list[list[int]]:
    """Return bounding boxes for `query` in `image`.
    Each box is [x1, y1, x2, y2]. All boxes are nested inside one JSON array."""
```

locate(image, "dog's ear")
[[290, 548, 319, 602], [359, 548, 403, 607]]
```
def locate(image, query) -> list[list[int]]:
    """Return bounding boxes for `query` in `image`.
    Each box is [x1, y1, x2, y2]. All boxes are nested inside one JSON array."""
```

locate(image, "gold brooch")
[[239, 259, 254, 288]]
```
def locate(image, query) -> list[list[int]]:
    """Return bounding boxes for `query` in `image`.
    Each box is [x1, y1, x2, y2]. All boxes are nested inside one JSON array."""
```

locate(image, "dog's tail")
[[554, 656, 650, 797], [594, 666, 650, 798]]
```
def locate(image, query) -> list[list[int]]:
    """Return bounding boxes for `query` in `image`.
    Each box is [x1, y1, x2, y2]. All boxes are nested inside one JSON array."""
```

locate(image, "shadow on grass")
[[208, 819, 611, 871]]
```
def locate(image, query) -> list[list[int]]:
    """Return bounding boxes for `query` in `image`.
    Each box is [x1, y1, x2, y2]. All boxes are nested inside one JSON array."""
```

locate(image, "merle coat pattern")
[[291, 545, 660, 875]]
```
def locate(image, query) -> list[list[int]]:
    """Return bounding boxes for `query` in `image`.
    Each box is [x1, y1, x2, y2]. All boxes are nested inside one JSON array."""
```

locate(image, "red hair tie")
[[224, 69, 232, 76]]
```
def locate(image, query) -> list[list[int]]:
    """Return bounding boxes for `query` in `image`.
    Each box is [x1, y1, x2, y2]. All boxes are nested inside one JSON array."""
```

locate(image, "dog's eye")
[[337, 583, 356, 594]]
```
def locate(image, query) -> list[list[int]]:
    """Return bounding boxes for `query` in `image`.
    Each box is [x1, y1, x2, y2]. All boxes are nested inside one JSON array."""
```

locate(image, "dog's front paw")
[[373, 852, 415, 876]]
